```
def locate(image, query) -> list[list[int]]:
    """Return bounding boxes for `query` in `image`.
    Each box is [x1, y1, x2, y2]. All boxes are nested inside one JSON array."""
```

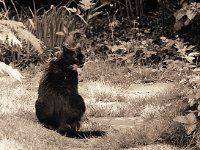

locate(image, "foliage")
[[0, 20, 43, 52], [0, 61, 24, 82], [149, 36, 200, 145], [174, 2, 200, 31], [0, 0, 9, 19], [32, 6, 78, 50], [160, 36, 199, 66], [85, 29, 199, 67], [23, 0, 200, 70], [32, 0, 106, 51], [173, 72, 200, 137], [173, 113, 197, 135], [78, 1, 199, 67], [0, 20, 44, 69], [78, 0, 107, 24], [30, 0, 161, 52]]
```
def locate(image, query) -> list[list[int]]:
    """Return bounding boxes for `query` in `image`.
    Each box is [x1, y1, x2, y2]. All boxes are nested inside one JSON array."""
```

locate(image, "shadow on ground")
[[16, 110, 107, 139], [64, 130, 107, 139]]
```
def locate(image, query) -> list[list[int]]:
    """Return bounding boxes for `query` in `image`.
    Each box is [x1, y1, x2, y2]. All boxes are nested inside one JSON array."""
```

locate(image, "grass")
[[79, 81, 127, 102], [81, 61, 195, 149], [94, 116, 178, 149], [0, 61, 196, 149], [82, 61, 187, 86], [0, 75, 107, 149]]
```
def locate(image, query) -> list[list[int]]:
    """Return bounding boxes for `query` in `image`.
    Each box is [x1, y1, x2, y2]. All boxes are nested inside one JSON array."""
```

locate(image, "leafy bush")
[[84, 33, 200, 68]]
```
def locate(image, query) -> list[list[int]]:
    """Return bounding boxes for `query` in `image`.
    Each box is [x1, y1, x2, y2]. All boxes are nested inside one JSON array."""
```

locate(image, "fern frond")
[[0, 62, 25, 82], [15, 28, 42, 53], [0, 20, 25, 29], [0, 20, 43, 53], [79, 0, 95, 10], [0, 25, 22, 48], [0, 24, 22, 48]]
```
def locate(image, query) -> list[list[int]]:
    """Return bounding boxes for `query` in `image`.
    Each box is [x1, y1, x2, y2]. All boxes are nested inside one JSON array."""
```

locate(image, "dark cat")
[[35, 45, 86, 136]]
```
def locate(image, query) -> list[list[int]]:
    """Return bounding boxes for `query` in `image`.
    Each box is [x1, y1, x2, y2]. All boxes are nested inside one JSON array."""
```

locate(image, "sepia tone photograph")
[[0, 0, 200, 149]]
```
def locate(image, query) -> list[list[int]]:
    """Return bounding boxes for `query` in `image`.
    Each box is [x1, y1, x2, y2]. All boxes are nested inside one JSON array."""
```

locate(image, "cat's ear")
[[62, 45, 70, 54], [62, 45, 74, 55]]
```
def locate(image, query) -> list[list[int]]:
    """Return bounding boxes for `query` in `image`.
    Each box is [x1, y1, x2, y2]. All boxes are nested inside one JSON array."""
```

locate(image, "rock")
[[127, 83, 178, 100], [90, 117, 144, 130]]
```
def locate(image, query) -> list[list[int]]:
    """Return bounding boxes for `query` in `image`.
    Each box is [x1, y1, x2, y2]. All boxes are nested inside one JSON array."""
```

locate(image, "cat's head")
[[61, 45, 85, 69]]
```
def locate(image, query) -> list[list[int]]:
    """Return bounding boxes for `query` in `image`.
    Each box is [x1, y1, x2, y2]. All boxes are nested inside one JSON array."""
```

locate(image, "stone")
[[90, 117, 144, 129]]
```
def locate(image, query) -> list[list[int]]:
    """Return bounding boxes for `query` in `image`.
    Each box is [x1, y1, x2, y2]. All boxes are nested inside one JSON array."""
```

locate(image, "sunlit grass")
[[0, 76, 37, 114], [0, 75, 101, 149], [79, 79, 182, 118], [79, 81, 133, 103], [0, 138, 24, 150], [93, 99, 187, 150]]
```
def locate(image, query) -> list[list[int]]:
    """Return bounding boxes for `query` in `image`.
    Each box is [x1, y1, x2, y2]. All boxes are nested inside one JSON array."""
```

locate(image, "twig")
[[10, 0, 19, 19]]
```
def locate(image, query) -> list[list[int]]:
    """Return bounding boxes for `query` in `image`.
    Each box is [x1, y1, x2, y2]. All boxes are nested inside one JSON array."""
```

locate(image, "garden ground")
[[0, 61, 196, 150]]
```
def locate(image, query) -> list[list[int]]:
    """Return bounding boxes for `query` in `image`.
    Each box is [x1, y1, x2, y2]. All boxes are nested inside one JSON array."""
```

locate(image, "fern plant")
[[0, 20, 44, 69], [0, 20, 43, 52]]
